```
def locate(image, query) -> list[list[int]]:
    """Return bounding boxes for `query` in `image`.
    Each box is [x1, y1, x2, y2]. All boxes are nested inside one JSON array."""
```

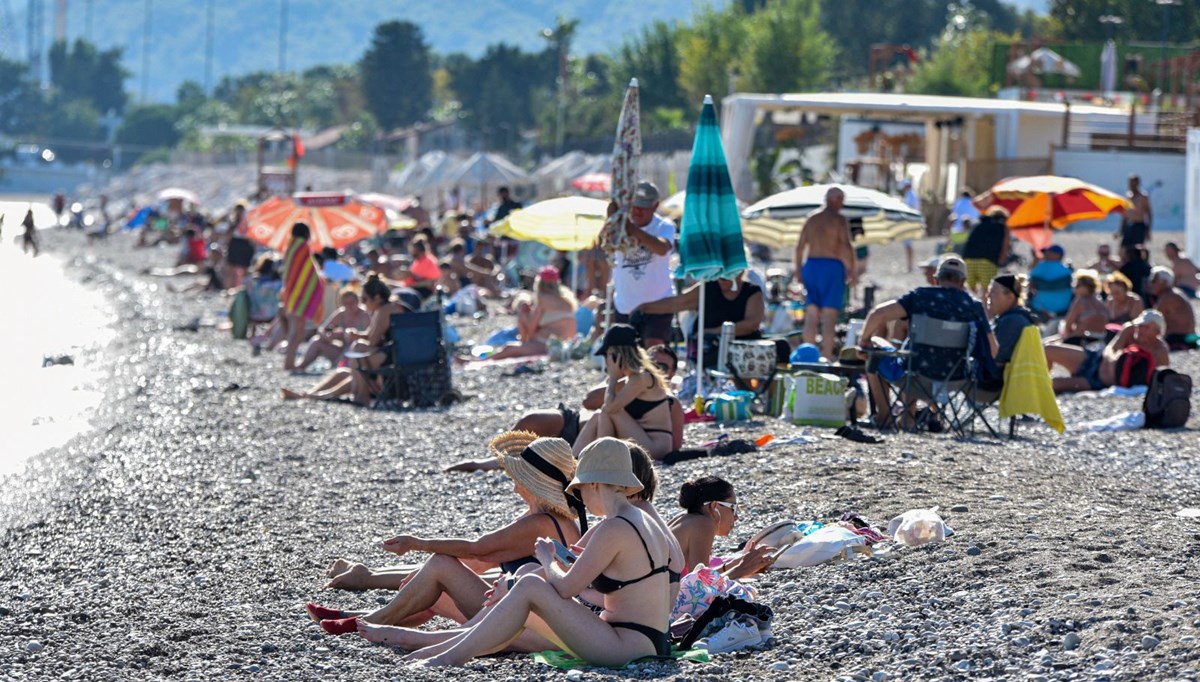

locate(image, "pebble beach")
[[2, 226, 1199, 682]]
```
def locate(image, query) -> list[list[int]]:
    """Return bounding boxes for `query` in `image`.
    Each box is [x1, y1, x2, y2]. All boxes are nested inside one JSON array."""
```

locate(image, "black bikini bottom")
[[609, 620, 671, 657]]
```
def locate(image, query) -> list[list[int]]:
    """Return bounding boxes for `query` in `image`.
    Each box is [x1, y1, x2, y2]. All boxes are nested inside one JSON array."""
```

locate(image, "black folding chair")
[[363, 310, 455, 409]]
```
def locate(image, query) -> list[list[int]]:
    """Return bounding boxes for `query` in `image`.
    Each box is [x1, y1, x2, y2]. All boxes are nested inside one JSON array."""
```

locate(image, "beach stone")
[[950, 505, 968, 513], [25, 641, 42, 653], [835, 601, 852, 610], [1180, 635, 1196, 644], [769, 662, 790, 671], [871, 673, 888, 682], [1063, 633, 1082, 651], [952, 660, 971, 672], [966, 546, 981, 556], [566, 670, 583, 681], [1142, 635, 1160, 651], [878, 605, 894, 614], [245, 664, 260, 673], [1095, 660, 1114, 671], [1064, 593, 1079, 600]]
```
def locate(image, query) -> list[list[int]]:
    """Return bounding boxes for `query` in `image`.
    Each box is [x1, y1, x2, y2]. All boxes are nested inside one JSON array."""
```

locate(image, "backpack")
[[1143, 369, 1193, 429], [1114, 344, 1156, 388]]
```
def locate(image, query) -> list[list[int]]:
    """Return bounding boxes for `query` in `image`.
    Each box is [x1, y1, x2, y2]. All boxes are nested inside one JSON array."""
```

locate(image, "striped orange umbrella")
[[246, 192, 388, 251], [974, 175, 1131, 250]]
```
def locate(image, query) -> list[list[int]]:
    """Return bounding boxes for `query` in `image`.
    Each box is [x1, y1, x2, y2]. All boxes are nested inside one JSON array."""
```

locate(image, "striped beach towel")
[[281, 237, 324, 321]]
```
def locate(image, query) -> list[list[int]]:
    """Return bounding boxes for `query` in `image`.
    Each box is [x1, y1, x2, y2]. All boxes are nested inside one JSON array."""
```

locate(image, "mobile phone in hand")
[[552, 539, 577, 564]]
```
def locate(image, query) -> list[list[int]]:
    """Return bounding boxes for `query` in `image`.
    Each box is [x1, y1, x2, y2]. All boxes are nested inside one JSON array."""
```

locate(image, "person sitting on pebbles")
[[308, 433, 583, 633], [444, 344, 683, 472], [293, 284, 371, 372], [570, 325, 675, 459], [352, 441, 685, 655], [1045, 309, 1171, 393], [403, 437, 676, 667], [281, 275, 419, 404], [669, 476, 776, 579]]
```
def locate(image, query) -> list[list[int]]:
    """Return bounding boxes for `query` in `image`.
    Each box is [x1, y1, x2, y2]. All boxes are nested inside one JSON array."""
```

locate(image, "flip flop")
[[835, 426, 882, 444]]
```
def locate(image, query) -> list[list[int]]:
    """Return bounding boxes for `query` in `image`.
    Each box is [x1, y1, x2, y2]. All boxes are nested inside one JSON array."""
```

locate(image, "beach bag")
[[672, 566, 758, 622], [886, 508, 947, 547], [774, 526, 868, 568], [710, 390, 754, 422], [1114, 344, 1156, 388], [783, 371, 848, 427], [727, 340, 778, 380], [1143, 368, 1192, 429]]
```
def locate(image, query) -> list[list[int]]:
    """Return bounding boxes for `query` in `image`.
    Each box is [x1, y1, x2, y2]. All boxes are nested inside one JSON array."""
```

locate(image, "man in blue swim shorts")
[[794, 187, 857, 359]]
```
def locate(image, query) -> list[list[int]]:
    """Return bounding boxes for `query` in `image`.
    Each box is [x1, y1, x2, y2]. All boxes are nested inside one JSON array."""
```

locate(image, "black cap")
[[594, 323, 640, 355]]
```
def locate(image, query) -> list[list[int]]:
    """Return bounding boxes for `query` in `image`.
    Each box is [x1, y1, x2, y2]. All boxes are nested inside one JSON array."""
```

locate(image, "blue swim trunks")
[[802, 258, 846, 311]]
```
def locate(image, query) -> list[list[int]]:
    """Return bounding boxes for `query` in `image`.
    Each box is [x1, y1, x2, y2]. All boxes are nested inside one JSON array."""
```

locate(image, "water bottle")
[[717, 321, 734, 372]]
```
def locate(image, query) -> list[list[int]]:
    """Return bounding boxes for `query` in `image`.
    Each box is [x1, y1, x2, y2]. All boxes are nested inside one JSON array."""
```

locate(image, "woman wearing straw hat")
[[407, 437, 675, 667], [309, 432, 582, 633]]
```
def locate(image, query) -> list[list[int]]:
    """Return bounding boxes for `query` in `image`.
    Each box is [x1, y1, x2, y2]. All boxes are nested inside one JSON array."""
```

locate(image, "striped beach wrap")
[[281, 237, 324, 321]]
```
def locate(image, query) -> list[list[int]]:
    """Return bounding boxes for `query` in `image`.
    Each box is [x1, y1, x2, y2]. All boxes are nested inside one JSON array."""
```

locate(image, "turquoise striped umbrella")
[[678, 95, 747, 281], [677, 95, 747, 397]]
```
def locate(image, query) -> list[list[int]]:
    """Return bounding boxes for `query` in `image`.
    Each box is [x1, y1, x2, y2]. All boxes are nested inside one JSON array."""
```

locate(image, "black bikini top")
[[590, 516, 668, 594], [624, 396, 671, 420]]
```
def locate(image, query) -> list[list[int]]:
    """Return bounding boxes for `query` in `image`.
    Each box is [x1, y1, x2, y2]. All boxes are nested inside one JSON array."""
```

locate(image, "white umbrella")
[[1007, 47, 1082, 79], [741, 184, 925, 249], [157, 187, 199, 204], [1100, 40, 1118, 95], [443, 152, 531, 188]]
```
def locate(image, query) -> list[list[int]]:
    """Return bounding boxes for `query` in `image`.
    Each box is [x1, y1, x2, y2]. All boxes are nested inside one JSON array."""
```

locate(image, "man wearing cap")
[[1028, 245, 1073, 318], [961, 206, 1010, 297], [857, 255, 996, 426], [611, 181, 676, 348], [1147, 266, 1197, 350], [1045, 309, 1170, 393]]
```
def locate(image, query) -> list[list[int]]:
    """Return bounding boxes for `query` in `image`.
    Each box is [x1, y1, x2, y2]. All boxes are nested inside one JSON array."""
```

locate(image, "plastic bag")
[[886, 508, 947, 546], [774, 526, 866, 568]]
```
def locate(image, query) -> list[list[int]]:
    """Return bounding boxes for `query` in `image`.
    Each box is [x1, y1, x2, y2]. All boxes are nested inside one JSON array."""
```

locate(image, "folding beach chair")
[[363, 310, 456, 409], [887, 314, 984, 436]]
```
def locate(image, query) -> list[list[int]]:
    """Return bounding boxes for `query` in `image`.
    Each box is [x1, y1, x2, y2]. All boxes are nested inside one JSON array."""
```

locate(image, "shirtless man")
[[1147, 266, 1197, 349], [466, 239, 502, 294], [794, 187, 856, 359], [1118, 174, 1152, 247], [1087, 243, 1120, 275], [1164, 242, 1199, 298], [1045, 310, 1170, 393]]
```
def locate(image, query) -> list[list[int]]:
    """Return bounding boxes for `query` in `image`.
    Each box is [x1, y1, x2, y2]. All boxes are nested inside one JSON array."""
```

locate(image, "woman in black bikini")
[[408, 438, 675, 667], [572, 325, 674, 459], [308, 433, 582, 633]]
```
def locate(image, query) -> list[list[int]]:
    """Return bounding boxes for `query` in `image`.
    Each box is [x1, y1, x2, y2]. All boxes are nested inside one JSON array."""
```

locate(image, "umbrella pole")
[[695, 281, 706, 407], [1044, 192, 1053, 248], [570, 250, 579, 297]]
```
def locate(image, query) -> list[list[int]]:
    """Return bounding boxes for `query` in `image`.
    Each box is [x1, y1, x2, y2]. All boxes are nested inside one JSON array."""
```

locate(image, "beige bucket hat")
[[566, 437, 644, 497]]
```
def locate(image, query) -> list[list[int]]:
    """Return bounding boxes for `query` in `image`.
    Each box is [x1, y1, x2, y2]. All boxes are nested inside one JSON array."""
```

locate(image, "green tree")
[[115, 104, 181, 150], [907, 28, 997, 97], [0, 57, 41, 134], [611, 20, 686, 111], [46, 39, 128, 114], [741, 0, 835, 93], [1049, 0, 1199, 43], [677, 3, 748, 102], [360, 21, 433, 130], [447, 44, 555, 151]]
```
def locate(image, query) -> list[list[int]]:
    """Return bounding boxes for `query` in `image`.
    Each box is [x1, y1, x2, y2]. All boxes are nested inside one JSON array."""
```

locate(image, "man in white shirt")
[[612, 181, 676, 347]]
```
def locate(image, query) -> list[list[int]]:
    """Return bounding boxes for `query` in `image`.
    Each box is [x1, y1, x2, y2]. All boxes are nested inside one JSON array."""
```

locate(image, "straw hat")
[[489, 431, 578, 519], [567, 438, 644, 496]]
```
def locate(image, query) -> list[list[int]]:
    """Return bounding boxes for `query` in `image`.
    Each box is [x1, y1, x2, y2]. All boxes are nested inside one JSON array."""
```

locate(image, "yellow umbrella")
[[489, 196, 608, 251]]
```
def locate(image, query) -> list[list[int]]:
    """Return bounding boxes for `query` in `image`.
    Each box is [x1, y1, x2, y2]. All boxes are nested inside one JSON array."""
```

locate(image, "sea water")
[[0, 199, 116, 477]]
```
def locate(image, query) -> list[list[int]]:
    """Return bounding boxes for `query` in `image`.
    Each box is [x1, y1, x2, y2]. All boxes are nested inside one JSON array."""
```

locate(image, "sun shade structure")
[[1006, 47, 1082, 78], [157, 187, 200, 204], [246, 192, 388, 251], [677, 94, 747, 399], [741, 184, 925, 249], [974, 175, 1130, 250], [489, 196, 608, 252]]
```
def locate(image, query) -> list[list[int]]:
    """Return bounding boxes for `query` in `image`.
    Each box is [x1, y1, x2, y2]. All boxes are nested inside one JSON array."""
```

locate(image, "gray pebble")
[[1095, 660, 1114, 671], [871, 673, 889, 682], [25, 641, 42, 654], [566, 670, 584, 682], [245, 664, 260, 673], [769, 661, 790, 671], [950, 505, 969, 513], [1064, 593, 1079, 600], [1063, 632, 1082, 651], [953, 660, 971, 672], [835, 601, 852, 610], [1142, 635, 1160, 651], [966, 546, 981, 556]]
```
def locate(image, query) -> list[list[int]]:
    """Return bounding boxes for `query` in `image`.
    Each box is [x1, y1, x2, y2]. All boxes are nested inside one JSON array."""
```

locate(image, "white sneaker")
[[699, 620, 763, 654]]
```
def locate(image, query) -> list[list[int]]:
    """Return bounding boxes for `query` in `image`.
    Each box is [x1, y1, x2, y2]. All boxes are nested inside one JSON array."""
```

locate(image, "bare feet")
[[324, 562, 372, 590], [325, 558, 353, 579], [281, 388, 304, 401]]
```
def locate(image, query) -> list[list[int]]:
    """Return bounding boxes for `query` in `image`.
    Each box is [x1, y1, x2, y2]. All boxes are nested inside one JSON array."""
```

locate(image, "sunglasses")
[[712, 501, 740, 514]]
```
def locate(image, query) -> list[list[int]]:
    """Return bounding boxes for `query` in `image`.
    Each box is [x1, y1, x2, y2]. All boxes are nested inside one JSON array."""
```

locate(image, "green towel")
[[529, 646, 710, 670]]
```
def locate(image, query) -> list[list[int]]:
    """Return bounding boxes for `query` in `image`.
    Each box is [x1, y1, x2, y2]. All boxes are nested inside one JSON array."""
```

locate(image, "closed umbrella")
[[246, 192, 389, 251], [598, 78, 641, 259], [677, 94, 747, 400], [741, 184, 925, 249], [1100, 40, 1118, 95], [974, 175, 1131, 250]]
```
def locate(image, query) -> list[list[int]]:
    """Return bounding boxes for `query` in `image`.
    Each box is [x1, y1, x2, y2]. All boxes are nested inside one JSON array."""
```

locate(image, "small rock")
[[1040, 654, 1054, 666], [1064, 593, 1079, 600], [245, 664, 260, 673], [871, 673, 889, 682], [566, 670, 584, 682], [966, 546, 981, 556], [1094, 660, 1114, 671], [26, 641, 42, 653], [1063, 632, 1082, 651], [1094, 553, 1113, 563], [769, 661, 790, 671], [953, 660, 971, 672], [836, 601, 853, 610], [1142, 635, 1160, 651], [950, 505, 969, 513], [878, 604, 895, 614], [989, 494, 1007, 501], [261, 644, 278, 654], [1025, 533, 1040, 540], [865, 591, 883, 599], [1180, 635, 1195, 644]]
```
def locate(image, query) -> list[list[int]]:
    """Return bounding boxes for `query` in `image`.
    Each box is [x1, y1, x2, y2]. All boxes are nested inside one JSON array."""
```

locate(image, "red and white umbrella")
[[570, 172, 611, 195], [246, 192, 388, 251]]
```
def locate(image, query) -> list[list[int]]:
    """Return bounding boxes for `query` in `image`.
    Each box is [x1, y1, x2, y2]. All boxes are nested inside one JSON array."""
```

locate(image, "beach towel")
[[999, 325, 1064, 434], [529, 647, 709, 670], [281, 237, 324, 321]]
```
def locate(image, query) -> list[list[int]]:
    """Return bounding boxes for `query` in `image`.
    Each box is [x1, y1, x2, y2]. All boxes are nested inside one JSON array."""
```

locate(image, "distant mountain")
[[1, 0, 708, 103]]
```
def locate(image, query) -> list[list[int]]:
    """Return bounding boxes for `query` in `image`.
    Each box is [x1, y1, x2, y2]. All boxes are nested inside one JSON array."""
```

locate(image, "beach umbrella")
[[489, 196, 607, 251], [246, 191, 388, 252], [1006, 47, 1081, 79], [443, 152, 531, 202], [1100, 40, 1118, 95], [598, 78, 641, 258], [571, 172, 612, 195], [973, 175, 1131, 250], [358, 192, 416, 214], [157, 187, 199, 205], [677, 94, 747, 400], [741, 184, 925, 249]]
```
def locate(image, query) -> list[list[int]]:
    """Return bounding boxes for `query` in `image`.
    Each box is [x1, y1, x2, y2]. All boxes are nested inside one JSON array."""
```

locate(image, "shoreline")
[[0, 228, 1198, 681]]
